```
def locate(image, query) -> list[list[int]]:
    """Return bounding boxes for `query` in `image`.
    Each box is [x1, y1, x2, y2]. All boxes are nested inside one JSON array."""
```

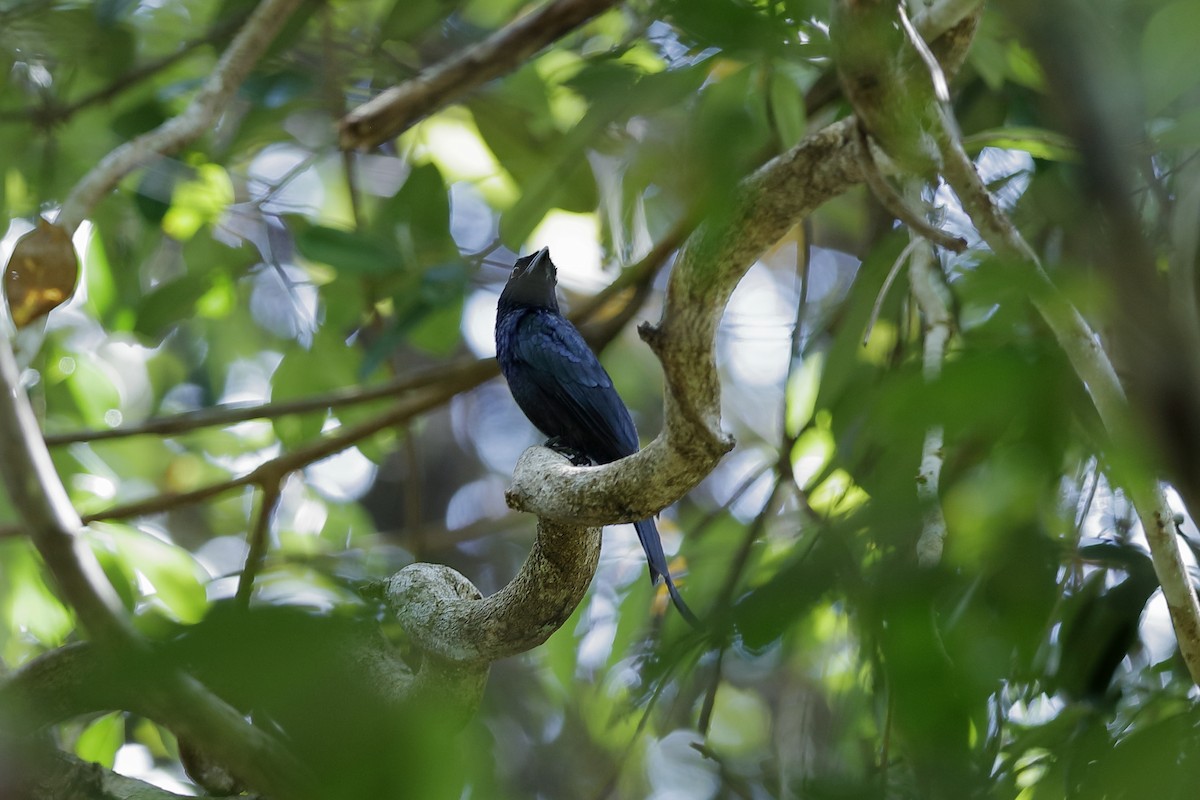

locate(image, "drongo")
[[495, 247, 696, 624]]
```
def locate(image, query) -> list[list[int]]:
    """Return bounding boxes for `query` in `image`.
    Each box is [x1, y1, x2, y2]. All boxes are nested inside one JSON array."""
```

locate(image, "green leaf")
[[162, 163, 235, 240], [769, 69, 806, 149], [407, 296, 464, 356], [961, 127, 1078, 162], [63, 356, 122, 429], [294, 223, 404, 276], [370, 162, 456, 261], [1153, 105, 1200, 148], [75, 712, 125, 769], [707, 684, 771, 755], [380, 0, 443, 40], [134, 274, 212, 339], [0, 541, 74, 650], [271, 329, 364, 446], [101, 523, 209, 624]]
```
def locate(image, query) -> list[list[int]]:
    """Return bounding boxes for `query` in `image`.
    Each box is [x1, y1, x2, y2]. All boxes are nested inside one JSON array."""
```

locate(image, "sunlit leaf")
[[98, 523, 209, 624], [75, 712, 126, 769], [961, 126, 1077, 162], [162, 163, 235, 240], [1, 542, 74, 649]]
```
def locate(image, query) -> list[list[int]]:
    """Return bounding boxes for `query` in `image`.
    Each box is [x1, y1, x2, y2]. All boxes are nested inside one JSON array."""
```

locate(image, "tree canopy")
[[2, 0, 1200, 798]]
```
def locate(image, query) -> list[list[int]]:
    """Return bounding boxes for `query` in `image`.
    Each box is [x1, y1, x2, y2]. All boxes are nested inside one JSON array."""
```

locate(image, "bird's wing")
[[512, 310, 640, 460]]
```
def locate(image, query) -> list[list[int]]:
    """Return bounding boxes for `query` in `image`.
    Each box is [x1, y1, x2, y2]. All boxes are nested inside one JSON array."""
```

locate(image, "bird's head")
[[499, 247, 559, 311]]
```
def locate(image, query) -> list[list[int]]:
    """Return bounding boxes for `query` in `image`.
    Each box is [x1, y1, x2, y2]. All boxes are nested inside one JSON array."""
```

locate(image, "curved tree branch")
[[386, 518, 601, 664]]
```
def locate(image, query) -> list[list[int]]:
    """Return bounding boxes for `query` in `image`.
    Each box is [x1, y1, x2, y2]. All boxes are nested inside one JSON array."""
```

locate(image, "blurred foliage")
[[1, 0, 1199, 798]]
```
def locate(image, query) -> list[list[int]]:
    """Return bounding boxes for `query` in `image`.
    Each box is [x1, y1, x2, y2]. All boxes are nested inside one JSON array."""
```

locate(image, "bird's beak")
[[529, 247, 551, 272]]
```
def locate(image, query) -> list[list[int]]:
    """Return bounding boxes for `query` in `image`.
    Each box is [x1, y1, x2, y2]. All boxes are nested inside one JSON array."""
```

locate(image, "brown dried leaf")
[[5, 218, 79, 328]]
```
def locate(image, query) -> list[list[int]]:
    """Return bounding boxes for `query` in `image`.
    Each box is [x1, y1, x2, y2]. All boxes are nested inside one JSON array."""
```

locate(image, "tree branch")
[[386, 517, 601, 664], [56, 0, 305, 234], [15, 749, 250, 800], [236, 482, 281, 606], [339, 0, 621, 150], [0, 324, 314, 798], [856, 124, 967, 253]]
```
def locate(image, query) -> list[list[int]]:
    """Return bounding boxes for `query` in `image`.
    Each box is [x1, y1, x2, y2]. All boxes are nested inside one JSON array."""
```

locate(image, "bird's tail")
[[633, 518, 699, 627]]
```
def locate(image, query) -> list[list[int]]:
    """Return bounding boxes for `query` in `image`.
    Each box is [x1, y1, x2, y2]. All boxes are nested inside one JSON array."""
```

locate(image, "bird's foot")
[[544, 437, 592, 466]]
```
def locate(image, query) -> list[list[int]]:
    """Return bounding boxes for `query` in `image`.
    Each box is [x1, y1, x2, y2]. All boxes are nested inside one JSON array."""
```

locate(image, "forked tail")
[[633, 518, 699, 627]]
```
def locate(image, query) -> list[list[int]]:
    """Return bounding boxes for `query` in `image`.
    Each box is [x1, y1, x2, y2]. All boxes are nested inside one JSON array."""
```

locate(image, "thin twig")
[[402, 427, 424, 557], [780, 221, 815, 490], [696, 645, 726, 736], [81, 380, 473, 526], [855, 124, 967, 253], [688, 458, 776, 543], [235, 482, 282, 607], [711, 476, 788, 614], [44, 357, 491, 446], [863, 237, 922, 346]]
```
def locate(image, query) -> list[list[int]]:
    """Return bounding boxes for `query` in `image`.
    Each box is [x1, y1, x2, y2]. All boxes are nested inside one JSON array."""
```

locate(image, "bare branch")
[[339, 0, 620, 150], [56, 0, 306, 234], [16, 750, 250, 800]]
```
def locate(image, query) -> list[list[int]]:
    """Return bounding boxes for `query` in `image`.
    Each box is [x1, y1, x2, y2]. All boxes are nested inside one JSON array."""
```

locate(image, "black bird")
[[495, 247, 696, 624]]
